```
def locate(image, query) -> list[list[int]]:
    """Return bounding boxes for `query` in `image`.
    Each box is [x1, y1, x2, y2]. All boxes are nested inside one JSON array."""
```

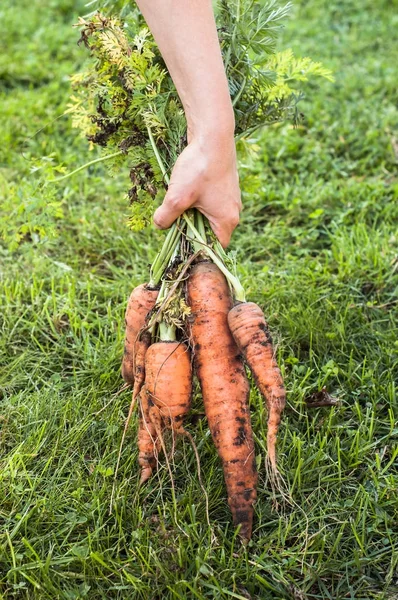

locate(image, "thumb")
[[153, 187, 192, 230]]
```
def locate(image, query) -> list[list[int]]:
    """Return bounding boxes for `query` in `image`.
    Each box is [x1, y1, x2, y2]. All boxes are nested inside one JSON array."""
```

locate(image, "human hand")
[[153, 134, 241, 248]]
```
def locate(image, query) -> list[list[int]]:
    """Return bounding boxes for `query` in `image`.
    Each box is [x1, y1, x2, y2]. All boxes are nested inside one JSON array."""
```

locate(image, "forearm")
[[137, 0, 240, 247], [135, 0, 234, 142]]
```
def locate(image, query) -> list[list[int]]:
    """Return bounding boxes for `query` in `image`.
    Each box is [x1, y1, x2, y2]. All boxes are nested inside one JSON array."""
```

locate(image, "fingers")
[[210, 222, 231, 249], [153, 186, 193, 230], [154, 198, 239, 248], [152, 140, 242, 247], [154, 187, 241, 248], [208, 212, 240, 249]]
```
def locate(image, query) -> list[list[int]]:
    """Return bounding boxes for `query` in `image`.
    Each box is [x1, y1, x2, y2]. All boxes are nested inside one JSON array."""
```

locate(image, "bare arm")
[[136, 0, 241, 248]]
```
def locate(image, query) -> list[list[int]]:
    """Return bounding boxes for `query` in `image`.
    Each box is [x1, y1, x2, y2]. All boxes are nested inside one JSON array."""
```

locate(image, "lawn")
[[0, 0, 397, 598]]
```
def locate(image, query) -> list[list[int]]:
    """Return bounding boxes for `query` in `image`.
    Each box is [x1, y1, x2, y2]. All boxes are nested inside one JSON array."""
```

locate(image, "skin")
[[136, 0, 241, 248]]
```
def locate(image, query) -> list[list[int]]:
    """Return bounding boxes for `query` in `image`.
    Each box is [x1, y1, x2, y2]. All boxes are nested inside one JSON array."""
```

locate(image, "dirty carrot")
[[145, 341, 192, 431], [121, 284, 158, 385], [228, 302, 286, 472], [138, 341, 192, 483], [137, 385, 161, 484], [110, 329, 153, 508], [187, 261, 257, 542]]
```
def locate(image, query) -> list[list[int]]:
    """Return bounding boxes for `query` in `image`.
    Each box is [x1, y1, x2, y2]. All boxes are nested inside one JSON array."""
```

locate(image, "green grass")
[[1, 0, 398, 598]]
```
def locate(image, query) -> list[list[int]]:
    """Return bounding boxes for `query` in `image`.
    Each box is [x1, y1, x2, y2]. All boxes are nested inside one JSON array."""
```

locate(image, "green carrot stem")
[[185, 210, 202, 253], [214, 237, 228, 260], [151, 231, 182, 285], [234, 106, 280, 143], [156, 278, 168, 304], [232, 76, 247, 108], [195, 209, 207, 241], [147, 125, 170, 185], [182, 213, 245, 302], [158, 322, 176, 341], [148, 277, 168, 339], [49, 150, 123, 182], [150, 223, 180, 286], [147, 123, 184, 285]]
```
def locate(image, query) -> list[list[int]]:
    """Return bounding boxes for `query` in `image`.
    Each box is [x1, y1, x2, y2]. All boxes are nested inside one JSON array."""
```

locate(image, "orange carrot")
[[131, 330, 151, 399], [228, 302, 286, 472], [187, 261, 257, 542], [138, 341, 192, 482], [137, 385, 161, 484], [145, 342, 192, 430], [112, 329, 153, 503], [121, 284, 158, 385]]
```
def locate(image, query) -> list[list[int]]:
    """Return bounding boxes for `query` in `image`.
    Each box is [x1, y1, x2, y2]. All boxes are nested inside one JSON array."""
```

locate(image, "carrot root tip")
[[139, 468, 153, 485]]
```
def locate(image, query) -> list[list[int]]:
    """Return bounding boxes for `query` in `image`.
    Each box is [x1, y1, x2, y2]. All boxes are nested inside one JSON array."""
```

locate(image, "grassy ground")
[[1, 0, 397, 598]]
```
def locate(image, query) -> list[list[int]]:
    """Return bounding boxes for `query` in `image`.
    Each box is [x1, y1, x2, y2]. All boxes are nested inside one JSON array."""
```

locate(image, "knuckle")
[[167, 194, 185, 211]]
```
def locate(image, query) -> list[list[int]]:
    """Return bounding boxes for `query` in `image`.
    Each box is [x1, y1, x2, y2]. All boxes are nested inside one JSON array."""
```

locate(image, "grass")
[[1, 0, 397, 598]]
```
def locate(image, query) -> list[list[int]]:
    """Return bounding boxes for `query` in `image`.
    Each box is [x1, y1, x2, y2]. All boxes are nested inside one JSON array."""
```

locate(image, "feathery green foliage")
[[69, 13, 187, 230], [69, 1, 332, 231], [0, 0, 331, 244], [0, 158, 63, 250]]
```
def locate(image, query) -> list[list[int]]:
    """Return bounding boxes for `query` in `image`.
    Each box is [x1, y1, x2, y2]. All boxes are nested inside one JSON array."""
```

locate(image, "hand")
[[153, 135, 241, 248]]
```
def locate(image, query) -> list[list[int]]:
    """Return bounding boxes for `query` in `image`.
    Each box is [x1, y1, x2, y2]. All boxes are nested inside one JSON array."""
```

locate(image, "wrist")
[[189, 128, 238, 177], [187, 105, 235, 145], [189, 122, 236, 154], [190, 130, 237, 172]]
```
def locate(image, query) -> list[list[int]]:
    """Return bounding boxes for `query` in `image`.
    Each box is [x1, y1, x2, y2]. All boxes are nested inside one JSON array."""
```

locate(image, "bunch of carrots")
[[120, 208, 286, 542], [68, 5, 331, 541]]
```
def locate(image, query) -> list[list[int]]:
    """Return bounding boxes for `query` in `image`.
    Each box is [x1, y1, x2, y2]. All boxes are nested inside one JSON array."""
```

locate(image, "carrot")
[[111, 328, 153, 508], [145, 341, 192, 430], [228, 302, 286, 472], [187, 261, 257, 542], [131, 330, 151, 399], [121, 284, 158, 385], [138, 341, 192, 482], [137, 385, 161, 484]]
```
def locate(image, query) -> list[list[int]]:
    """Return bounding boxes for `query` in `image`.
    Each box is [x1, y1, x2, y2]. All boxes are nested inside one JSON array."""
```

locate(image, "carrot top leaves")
[[69, 13, 184, 231], [0, 1, 333, 251], [68, 1, 332, 232]]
